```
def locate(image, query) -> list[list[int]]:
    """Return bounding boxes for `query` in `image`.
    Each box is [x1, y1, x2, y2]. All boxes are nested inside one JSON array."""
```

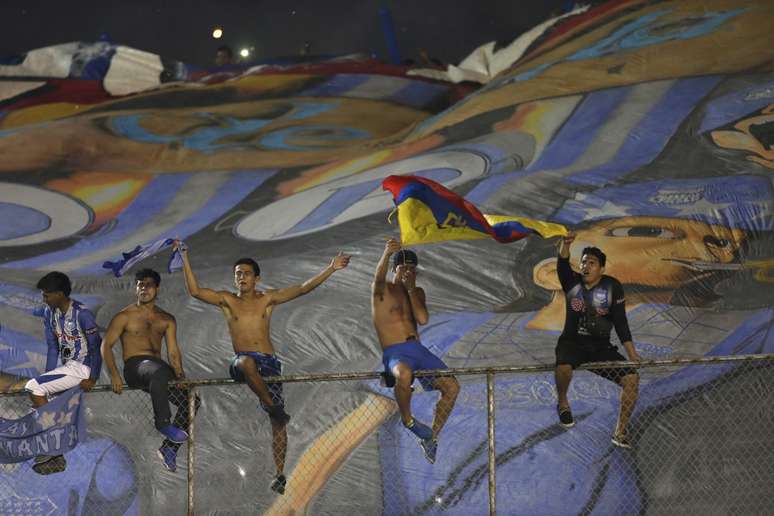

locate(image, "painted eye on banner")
[[0, 183, 91, 247], [234, 150, 489, 241], [608, 226, 681, 239]]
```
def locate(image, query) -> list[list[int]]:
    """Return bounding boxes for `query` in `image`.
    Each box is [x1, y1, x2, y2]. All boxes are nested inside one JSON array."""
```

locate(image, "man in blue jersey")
[[25, 271, 102, 474]]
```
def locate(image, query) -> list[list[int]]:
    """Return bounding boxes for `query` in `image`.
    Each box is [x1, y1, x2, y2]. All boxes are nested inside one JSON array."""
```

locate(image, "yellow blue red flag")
[[382, 175, 567, 245]]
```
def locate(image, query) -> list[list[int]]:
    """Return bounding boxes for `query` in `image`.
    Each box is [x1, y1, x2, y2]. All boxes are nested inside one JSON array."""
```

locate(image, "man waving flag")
[[382, 175, 567, 245]]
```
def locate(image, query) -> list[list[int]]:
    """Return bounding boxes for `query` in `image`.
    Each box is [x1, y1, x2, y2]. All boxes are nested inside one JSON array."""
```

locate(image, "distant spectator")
[[215, 45, 234, 67]]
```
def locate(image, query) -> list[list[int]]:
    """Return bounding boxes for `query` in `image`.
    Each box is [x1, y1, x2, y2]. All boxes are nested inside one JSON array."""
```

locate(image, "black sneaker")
[[32, 455, 67, 475], [270, 474, 287, 495], [611, 433, 632, 449], [557, 405, 575, 428]]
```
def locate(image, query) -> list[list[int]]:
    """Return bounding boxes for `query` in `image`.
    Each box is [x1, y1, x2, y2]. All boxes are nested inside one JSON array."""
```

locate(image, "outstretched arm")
[[270, 252, 351, 305], [164, 317, 184, 379], [101, 312, 128, 394], [176, 240, 225, 306], [372, 238, 400, 299]]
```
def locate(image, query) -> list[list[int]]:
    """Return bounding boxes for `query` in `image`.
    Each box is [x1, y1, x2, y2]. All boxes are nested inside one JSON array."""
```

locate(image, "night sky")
[[0, 0, 582, 68]]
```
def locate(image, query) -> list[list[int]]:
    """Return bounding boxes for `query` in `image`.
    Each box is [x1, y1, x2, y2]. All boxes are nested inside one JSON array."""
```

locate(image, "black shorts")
[[555, 337, 637, 384]]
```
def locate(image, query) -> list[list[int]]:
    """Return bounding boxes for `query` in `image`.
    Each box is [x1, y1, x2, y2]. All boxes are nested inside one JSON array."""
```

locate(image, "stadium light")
[[239, 48, 250, 58], [212, 27, 223, 39]]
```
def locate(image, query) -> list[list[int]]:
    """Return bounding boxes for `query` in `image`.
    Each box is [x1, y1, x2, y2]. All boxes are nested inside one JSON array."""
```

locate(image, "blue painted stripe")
[[388, 81, 448, 109], [526, 86, 630, 171], [3, 174, 189, 270], [466, 77, 721, 206], [299, 74, 371, 97], [75, 169, 277, 273], [698, 80, 774, 133], [568, 76, 721, 186]]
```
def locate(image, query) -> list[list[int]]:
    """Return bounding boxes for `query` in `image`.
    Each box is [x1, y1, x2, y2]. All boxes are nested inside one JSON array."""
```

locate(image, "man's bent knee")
[[392, 364, 413, 386], [620, 372, 639, 388], [437, 377, 460, 398], [237, 357, 263, 378]]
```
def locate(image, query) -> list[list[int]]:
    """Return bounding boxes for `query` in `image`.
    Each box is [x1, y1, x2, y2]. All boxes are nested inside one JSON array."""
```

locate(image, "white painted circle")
[[0, 183, 91, 247], [235, 150, 489, 241]]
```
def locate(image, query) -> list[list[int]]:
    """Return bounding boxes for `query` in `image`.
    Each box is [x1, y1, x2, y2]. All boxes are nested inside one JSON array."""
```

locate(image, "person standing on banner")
[[25, 271, 102, 474], [554, 231, 641, 448], [176, 241, 351, 494], [101, 268, 199, 472], [372, 238, 459, 464]]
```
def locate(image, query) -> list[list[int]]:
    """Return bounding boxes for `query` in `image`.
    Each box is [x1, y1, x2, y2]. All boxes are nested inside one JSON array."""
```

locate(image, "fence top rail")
[[2, 352, 773, 396]]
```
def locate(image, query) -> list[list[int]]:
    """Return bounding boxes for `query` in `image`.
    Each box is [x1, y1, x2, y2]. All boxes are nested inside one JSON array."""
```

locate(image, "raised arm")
[[557, 231, 579, 292], [269, 252, 351, 305], [164, 316, 184, 379], [176, 240, 226, 306], [101, 312, 129, 394], [372, 238, 400, 299]]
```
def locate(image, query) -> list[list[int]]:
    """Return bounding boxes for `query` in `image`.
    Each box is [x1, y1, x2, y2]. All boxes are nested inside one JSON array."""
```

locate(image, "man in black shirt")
[[555, 232, 641, 448]]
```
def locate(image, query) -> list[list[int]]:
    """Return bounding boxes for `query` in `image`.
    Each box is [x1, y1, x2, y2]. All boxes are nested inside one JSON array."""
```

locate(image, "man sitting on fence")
[[372, 239, 460, 464], [176, 241, 350, 494], [554, 231, 641, 448], [101, 268, 198, 472], [25, 271, 102, 474]]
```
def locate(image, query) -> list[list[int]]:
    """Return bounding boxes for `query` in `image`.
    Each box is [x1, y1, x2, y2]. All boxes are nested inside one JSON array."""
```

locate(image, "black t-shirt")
[[556, 256, 632, 347]]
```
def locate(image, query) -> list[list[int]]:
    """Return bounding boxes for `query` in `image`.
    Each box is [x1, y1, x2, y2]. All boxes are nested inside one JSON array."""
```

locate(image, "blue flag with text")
[[0, 387, 87, 463]]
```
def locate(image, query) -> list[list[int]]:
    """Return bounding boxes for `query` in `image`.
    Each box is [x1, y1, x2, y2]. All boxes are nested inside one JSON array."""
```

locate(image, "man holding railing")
[[554, 231, 641, 448], [101, 268, 198, 473], [372, 238, 460, 464], [176, 241, 350, 495]]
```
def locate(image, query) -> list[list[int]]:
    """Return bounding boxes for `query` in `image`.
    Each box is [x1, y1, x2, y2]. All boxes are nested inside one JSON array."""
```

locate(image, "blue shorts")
[[229, 351, 284, 411], [382, 340, 448, 391]]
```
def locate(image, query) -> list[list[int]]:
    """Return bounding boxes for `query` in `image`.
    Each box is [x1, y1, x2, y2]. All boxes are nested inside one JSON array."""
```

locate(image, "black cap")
[[393, 249, 418, 268]]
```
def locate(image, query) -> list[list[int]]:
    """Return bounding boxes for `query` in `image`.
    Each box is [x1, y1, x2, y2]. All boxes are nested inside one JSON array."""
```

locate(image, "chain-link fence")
[[2, 354, 773, 515]]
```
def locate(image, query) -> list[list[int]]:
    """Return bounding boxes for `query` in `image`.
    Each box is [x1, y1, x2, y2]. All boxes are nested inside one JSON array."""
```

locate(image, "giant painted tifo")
[[1, 0, 773, 514]]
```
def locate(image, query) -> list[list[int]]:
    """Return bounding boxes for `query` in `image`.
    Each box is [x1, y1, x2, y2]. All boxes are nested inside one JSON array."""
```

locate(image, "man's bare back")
[[115, 304, 176, 361]]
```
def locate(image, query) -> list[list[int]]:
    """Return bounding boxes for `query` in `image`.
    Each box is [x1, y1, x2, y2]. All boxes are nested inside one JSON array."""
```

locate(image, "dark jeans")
[[124, 355, 199, 449]]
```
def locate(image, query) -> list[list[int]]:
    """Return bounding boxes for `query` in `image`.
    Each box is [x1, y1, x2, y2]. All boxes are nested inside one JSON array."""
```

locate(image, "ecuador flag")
[[382, 175, 567, 245]]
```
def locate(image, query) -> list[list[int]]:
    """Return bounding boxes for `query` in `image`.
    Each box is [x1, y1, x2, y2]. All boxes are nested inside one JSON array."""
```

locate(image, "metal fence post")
[[487, 371, 496, 516], [187, 385, 196, 516]]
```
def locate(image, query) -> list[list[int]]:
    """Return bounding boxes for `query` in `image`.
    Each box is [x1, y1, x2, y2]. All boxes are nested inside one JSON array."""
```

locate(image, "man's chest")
[[568, 282, 613, 315]]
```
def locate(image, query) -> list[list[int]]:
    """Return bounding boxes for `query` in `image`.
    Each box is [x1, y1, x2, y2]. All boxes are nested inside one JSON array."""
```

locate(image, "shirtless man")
[[372, 239, 459, 464], [101, 268, 197, 472], [177, 242, 350, 494]]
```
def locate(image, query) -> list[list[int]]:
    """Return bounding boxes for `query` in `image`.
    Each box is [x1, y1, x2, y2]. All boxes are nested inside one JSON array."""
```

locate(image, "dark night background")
[[0, 1, 593, 67]]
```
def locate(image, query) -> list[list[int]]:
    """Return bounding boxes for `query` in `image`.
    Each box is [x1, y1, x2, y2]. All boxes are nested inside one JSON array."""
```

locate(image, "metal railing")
[[2, 353, 773, 515]]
